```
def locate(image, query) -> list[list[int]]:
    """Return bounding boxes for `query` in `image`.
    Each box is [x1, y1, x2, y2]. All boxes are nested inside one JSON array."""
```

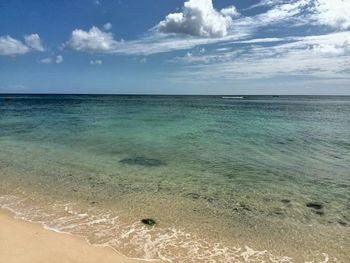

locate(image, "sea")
[[0, 95, 349, 262]]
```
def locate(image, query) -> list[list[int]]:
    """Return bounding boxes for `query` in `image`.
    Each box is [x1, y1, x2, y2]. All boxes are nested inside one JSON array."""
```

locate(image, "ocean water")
[[0, 95, 349, 262]]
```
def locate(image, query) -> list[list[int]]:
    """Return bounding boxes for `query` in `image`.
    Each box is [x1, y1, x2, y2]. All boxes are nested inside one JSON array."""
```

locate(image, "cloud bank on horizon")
[[0, 0, 349, 94]]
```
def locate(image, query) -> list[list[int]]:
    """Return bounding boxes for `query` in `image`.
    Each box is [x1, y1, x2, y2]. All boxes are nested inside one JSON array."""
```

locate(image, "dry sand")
[[0, 209, 148, 263]]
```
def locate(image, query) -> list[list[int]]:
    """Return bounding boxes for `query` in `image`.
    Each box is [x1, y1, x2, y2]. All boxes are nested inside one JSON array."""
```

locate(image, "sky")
[[0, 0, 349, 95]]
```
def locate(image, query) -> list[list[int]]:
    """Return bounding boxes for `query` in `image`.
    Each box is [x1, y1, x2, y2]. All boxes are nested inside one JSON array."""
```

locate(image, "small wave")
[[222, 96, 244, 99], [0, 194, 330, 262]]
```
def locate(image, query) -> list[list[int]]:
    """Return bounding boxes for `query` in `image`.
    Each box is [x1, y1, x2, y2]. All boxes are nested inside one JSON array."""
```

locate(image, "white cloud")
[[258, 0, 308, 24], [156, 0, 239, 37], [235, 0, 308, 30], [39, 57, 52, 64], [0, 36, 30, 56], [67, 26, 119, 52], [39, 55, 63, 64], [55, 55, 63, 63], [312, 41, 350, 55], [308, 35, 350, 55], [312, 0, 350, 30], [247, 0, 287, 9], [66, 25, 248, 55], [90, 59, 102, 65], [103, 22, 112, 31], [116, 34, 246, 55], [170, 31, 350, 81], [24, 34, 45, 51], [65, 1, 315, 56], [237, 37, 287, 44], [250, 0, 350, 30], [64, 0, 350, 57], [0, 34, 45, 56], [220, 6, 239, 17]]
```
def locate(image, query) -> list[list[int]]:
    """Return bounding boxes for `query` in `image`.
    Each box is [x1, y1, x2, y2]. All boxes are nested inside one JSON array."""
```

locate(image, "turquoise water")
[[0, 95, 349, 262]]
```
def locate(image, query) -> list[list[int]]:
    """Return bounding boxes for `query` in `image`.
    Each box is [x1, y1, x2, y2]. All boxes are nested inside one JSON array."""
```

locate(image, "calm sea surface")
[[0, 95, 349, 262]]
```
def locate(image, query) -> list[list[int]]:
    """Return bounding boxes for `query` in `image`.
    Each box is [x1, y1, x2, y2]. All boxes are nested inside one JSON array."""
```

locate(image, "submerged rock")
[[338, 220, 347, 227], [306, 202, 323, 210], [272, 208, 285, 216], [239, 203, 252, 212], [141, 218, 156, 226], [312, 210, 325, 216], [120, 157, 166, 167], [281, 199, 291, 203], [186, 193, 200, 200]]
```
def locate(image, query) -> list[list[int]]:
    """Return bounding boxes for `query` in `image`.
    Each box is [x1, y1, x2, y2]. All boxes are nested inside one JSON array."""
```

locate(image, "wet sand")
[[0, 209, 148, 263]]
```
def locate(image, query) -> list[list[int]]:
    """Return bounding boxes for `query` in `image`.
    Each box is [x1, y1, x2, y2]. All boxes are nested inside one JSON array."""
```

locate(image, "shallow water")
[[0, 95, 349, 262]]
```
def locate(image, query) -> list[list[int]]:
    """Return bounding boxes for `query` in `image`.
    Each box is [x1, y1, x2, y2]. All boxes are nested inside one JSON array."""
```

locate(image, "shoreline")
[[0, 208, 152, 263]]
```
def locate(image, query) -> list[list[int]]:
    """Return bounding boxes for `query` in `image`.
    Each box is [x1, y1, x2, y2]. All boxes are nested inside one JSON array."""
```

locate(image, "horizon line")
[[1, 93, 350, 96]]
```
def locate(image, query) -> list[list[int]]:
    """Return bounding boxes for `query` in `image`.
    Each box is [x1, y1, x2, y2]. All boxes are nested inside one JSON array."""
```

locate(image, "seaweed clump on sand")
[[120, 157, 166, 167], [141, 218, 156, 226], [306, 202, 323, 210], [281, 199, 291, 203], [338, 220, 348, 227]]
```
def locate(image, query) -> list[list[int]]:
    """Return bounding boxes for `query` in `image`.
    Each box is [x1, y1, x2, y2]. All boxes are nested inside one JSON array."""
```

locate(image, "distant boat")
[[222, 96, 244, 99]]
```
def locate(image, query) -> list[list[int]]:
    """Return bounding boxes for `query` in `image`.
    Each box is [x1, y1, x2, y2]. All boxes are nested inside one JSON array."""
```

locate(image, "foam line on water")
[[0, 194, 296, 262], [0, 194, 332, 262]]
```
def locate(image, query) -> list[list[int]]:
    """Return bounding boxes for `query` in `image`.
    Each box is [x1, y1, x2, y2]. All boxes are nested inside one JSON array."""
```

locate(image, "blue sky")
[[0, 0, 349, 94]]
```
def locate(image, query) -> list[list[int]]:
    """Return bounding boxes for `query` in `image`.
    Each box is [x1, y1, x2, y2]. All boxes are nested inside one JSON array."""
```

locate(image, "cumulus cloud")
[[66, 26, 119, 52], [0, 34, 45, 56], [220, 6, 239, 17], [103, 22, 112, 31], [24, 34, 45, 51], [65, 25, 247, 55], [0, 36, 30, 56], [156, 0, 239, 37], [90, 59, 102, 65], [64, 0, 350, 57], [39, 55, 63, 64], [312, 0, 350, 30]]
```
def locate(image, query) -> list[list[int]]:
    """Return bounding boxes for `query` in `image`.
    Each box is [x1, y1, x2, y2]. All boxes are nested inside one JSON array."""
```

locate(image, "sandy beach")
[[0, 209, 145, 263]]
